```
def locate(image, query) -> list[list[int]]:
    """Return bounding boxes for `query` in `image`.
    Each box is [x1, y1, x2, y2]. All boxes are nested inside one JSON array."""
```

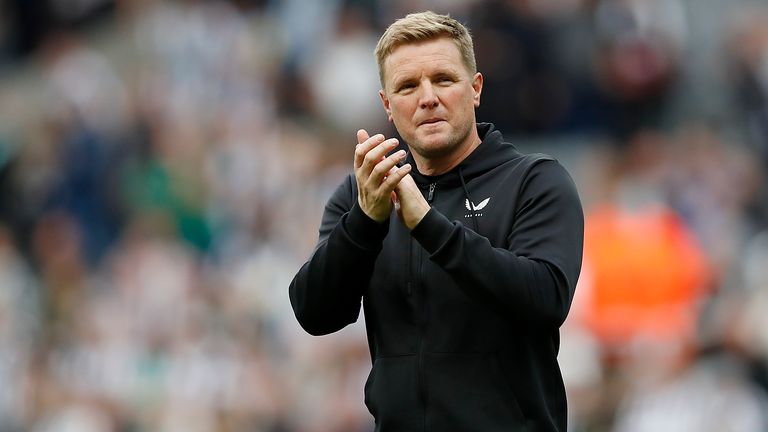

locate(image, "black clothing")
[[290, 123, 584, 431]]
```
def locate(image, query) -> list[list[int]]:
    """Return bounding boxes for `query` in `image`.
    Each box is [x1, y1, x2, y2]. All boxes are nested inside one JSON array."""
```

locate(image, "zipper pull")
[[427, 183, 436, 203]]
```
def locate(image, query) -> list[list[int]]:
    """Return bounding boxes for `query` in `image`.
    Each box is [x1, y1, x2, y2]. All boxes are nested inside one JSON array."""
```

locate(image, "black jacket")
[[290, 123, 584, 431]]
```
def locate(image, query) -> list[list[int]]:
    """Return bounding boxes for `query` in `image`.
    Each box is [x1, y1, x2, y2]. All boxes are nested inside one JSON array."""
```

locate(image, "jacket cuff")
[[343, 202, 390, 250], [411, 208, 456, 255]]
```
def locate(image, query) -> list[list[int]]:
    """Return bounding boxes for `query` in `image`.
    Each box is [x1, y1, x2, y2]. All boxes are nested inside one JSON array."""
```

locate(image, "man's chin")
[[416, 130, 450, 146], [411, 136, 456, 159]]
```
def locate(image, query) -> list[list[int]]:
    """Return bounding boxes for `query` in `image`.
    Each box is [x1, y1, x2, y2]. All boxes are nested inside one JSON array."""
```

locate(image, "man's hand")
[[393, 173, 431, 230], [354, 129, 411, 222]]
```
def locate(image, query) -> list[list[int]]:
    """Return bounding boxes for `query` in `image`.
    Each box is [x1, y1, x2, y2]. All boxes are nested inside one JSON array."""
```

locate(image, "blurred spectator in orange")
[[563, 132, 712, 430], [575, 131, 710, 355], [579, 202, 708, 349]]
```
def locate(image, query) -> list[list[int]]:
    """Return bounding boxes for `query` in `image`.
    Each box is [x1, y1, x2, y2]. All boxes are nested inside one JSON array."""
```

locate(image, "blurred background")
[[0, 0, 768, 431]]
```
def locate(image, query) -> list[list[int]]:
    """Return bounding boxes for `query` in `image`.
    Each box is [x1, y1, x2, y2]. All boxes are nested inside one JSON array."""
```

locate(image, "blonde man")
[[291, 11, 583, 431]]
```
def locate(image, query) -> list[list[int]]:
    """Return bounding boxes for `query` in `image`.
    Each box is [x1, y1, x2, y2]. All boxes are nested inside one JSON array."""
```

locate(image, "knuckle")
[[371, 163, 386, 176], [388, 171, 402, 184]]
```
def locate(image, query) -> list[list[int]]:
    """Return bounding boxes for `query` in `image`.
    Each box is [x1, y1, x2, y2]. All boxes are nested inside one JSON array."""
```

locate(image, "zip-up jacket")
[[290, 123, 584, 431]]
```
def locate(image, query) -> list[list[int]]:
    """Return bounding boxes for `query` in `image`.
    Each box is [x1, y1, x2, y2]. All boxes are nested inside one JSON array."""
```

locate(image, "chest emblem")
[[465, 197, 490, 211]]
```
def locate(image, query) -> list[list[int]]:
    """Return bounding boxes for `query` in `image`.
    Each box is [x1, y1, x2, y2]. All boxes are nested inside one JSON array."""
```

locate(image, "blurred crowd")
[[1, 0, 768, 431]]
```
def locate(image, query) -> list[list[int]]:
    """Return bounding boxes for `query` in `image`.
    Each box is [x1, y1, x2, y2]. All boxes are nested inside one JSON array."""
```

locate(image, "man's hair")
[[375, 11, 476, 88]]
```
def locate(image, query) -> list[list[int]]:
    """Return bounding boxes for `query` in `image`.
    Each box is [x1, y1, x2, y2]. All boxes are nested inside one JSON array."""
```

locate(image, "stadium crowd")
[[0, 0, 767, 430]]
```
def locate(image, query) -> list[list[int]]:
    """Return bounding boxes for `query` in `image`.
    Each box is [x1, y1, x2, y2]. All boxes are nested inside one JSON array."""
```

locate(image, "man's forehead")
[[384, 39, 465, 78], [386, 36, 460, 61]]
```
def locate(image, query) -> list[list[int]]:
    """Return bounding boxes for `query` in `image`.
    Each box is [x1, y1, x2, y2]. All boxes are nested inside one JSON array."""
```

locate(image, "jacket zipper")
[[418, 182, 436, 430], [427, 182, 436, 203]]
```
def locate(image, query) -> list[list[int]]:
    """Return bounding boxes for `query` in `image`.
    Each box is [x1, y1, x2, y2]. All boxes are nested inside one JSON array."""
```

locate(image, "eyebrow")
[[391, 68, 460, 90], [393, 78, 417, 90]]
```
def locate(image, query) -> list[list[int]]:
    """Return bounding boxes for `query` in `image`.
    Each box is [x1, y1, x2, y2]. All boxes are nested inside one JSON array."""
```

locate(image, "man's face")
[[379, 37, 482, 161]]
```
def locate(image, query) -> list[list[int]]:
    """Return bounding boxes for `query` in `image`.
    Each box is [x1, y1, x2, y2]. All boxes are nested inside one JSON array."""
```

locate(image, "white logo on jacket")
[[465, 198, 490, 211], [464, 197, 490, 218]]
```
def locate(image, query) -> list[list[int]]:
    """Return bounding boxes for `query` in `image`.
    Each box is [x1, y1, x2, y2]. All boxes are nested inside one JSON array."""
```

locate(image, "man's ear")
[[379, 89, 393, 122], [472, 72, 483, 108]]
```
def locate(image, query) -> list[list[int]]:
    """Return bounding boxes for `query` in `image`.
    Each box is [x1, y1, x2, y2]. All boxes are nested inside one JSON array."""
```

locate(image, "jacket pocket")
[[425, 352, 527, 431], [364, 355, 421, 431]]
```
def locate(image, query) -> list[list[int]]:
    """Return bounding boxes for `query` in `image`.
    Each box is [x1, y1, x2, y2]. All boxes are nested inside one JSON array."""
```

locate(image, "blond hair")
[[375, 11, 476, 88]]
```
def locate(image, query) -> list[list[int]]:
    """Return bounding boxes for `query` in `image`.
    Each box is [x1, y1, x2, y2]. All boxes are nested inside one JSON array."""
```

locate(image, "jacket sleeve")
[[289, 175, 389, 335], [411, 159, 584, 328]]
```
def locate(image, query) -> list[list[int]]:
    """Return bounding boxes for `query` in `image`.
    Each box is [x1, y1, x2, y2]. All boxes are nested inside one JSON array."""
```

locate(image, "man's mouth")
[[419, 118, 445, 126]]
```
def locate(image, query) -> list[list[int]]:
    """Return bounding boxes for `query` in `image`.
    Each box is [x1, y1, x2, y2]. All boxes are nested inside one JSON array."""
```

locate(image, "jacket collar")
[[405, 122, 518, 187]]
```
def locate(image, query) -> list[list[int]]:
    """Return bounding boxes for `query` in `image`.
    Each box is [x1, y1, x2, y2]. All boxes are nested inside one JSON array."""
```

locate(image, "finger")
[[368, 149, 407, 185], [354, 134, 386, 169], [359, 137, 400, 173], [382, 162, 399, 182], [379, 163, 412, 193], [393, 169, 419, 195], [356, 129, 370, 145]]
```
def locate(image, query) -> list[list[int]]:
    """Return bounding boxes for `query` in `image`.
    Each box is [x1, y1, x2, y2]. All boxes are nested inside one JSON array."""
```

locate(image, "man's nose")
[[419, 82, 439, 109]]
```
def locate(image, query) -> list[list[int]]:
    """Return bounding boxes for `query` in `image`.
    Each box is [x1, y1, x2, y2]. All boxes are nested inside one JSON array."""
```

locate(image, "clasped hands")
[[354, 129, 430, 230]]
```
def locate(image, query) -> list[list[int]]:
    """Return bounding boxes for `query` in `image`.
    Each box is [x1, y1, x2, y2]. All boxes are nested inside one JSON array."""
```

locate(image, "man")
[[290, 11, 583, 432]]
